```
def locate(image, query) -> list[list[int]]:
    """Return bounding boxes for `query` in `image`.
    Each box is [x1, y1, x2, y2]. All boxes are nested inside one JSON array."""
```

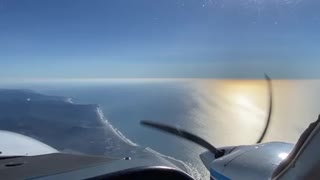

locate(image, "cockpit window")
[[0, 1, 319, 179]]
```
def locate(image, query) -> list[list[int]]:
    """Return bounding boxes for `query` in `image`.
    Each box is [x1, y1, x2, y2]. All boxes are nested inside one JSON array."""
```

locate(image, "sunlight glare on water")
[[188, 80, 267, 146], [187, 79, 320, 147]]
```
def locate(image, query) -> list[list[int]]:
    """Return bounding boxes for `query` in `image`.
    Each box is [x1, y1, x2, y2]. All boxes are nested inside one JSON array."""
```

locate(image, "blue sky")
[[0, 0, 320, 79]]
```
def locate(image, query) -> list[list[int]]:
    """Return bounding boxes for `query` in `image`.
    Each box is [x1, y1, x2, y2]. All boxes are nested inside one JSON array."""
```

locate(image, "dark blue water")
[[7, 81, 209, 178], [3, 79, 319, 179]]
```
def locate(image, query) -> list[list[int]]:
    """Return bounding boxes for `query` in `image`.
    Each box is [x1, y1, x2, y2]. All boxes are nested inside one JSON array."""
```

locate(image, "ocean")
[[2, 79, 320, 179]]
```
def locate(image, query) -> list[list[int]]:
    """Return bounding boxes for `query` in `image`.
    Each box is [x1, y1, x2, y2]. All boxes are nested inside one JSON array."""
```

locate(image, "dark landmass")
[[0, 89, 195, 176], [0, 89, 137, 157]]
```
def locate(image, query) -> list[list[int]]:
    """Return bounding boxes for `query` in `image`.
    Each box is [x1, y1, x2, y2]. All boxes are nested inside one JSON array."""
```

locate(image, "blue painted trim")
[[210, 168, 231, 180]]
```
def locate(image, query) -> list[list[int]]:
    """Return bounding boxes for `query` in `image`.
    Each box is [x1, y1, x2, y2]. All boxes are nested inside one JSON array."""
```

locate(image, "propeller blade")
[[140, 120, 224, 158], [140, 75, 271, 159], [256, 74, 273, 143]]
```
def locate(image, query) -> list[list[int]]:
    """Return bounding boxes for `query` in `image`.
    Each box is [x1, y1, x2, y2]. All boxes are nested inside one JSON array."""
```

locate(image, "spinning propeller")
[[141, 74, 273, 159]]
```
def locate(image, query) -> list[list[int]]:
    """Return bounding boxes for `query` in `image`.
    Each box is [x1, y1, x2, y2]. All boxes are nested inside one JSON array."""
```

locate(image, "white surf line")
[[96, 107, 139, 147], [95, 105, 204, 179]]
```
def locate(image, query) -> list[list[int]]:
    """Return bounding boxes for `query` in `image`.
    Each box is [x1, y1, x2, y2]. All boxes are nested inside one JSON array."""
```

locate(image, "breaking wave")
[[96, 107, 139, 147], [96, 106, 204, 179]]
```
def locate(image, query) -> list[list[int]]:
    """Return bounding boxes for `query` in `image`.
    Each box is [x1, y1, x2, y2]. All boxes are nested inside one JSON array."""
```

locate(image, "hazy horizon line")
[[0, 77, 320, 83]]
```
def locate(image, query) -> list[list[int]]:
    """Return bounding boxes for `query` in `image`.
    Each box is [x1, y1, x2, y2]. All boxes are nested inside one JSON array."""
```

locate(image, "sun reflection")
[[189, 79, 268, 146], [188, 79, 320, 147], [235, 94, 252, 107]]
